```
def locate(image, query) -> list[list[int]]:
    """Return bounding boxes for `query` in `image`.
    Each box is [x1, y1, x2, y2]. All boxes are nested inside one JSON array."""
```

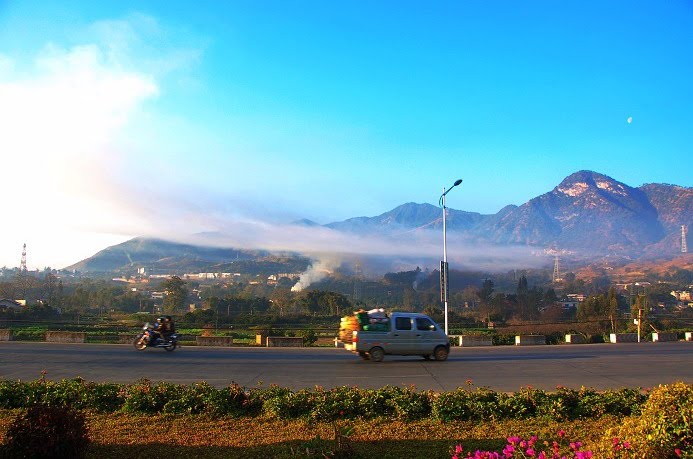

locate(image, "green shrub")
[[1, 405, 89, 458], [0, 380, 29, 409], [595, 382, 692, 458], [81, 381, 126, 412], [578, 387, 646, 418], [162, 384, 207, 415], [196, 382, 261, 417], [10, 327, 46, 341], [387, 386, 432, 420], [122, 380, 183, 414], [432, 388, 473, 421], [299, 329, 318, 346], [537, 387, 582, 420], [498, 387, 548, 419], [40, 378, 88, 409], [492, 334, 515, 346], [545, 331, 565, 345], [0, 377, 656, 424], [262, 387, 316, 419], [312, 386, 363, 421]]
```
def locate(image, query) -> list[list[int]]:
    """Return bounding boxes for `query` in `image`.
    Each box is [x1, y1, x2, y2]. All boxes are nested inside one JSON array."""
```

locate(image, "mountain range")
[[68, 171, 692, 273]]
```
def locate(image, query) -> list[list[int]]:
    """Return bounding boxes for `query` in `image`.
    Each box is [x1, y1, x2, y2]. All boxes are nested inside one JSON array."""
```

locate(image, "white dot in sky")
[[627, 116, 633, 124]]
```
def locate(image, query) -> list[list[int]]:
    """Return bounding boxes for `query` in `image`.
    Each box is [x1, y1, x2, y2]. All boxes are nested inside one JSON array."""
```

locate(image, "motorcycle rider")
[[151, 317, 166, 343]]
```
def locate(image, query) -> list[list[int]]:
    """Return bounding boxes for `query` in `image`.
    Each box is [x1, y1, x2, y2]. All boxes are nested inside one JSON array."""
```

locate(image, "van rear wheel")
[[433, 346, 449, 361], [369, 347, 385, 362]]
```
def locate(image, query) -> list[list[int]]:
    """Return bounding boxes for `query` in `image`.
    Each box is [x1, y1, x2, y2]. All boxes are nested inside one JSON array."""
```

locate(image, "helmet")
[[157, 317, 165, 323]]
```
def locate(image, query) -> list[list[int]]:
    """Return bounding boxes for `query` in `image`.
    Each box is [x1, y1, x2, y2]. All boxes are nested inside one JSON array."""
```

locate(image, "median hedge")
[[0, 377, 650, 422]]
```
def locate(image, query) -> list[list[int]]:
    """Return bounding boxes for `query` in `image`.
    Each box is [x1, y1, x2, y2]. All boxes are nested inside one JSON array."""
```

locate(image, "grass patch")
[[0, 410, 618, 458]]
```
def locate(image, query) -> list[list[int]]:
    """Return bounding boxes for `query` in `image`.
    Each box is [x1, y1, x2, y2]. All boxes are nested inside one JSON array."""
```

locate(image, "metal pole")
[[439, 179, 461, 337], [442, 187, 448, 335], [637, 307, 642, 343]]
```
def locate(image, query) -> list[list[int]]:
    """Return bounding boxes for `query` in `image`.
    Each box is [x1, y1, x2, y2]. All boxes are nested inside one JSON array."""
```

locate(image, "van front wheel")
[[433, 346, 449, 361], [369, 347, 385, 362]]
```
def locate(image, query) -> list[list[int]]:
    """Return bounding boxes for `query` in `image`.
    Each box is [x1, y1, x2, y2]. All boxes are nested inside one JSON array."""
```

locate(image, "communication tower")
[[17, 243, 29, 300], [353, 261, 363, 302], [20, 243, 27, 272], [683, 225, 688, 253]]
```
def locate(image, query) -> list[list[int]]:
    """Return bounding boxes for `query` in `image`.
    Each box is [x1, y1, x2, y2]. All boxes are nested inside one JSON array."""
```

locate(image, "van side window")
[[395, 317, 412, 330], [416, 317, 436, 331]]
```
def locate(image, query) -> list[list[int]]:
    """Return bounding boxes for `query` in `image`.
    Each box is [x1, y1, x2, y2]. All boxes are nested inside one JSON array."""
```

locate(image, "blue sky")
[[1, 1, 691, 269]]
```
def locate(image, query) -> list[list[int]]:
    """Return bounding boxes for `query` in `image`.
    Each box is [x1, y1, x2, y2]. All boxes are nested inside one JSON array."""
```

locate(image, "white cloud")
[[0, 25, 160, 268]]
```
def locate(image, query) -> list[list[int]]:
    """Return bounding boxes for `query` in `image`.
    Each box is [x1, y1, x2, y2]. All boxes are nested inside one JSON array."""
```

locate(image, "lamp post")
[[439, 179, 462, 335]]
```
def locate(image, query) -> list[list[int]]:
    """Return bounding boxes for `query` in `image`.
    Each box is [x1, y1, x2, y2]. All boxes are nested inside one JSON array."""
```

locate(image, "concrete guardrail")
[[652, 332, 678, 342], [459, 335, 493, 347], [564, 334, 586, 344], [266, 336, 304, 347], [515, 335, 546, 346], [0, 329, 12, 341], [609, 333, 638, 343], [45, 331, 86, 343], [686, 332, 693, 342], [196, 336, 233, 346]]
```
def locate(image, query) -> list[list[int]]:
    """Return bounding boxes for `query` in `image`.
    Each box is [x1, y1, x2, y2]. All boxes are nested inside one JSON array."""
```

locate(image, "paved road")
[[1, 341, 691, 391]]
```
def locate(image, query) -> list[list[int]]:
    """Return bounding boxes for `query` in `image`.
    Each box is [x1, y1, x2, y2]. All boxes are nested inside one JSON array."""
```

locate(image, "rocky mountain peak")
[[554, 170, 630, 198]]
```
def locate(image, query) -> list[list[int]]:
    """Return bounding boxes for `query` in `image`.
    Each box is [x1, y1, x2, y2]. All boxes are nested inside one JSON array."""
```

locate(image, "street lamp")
[[439, 179, 462, 335]]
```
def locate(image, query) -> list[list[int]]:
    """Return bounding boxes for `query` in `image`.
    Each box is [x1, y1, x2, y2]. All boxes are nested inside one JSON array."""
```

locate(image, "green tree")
[[516, 275, 528, 296], [606, 287, 619, 332], [295, 290, 350, 315], [161, 276, 188, 313], [479, 279, 494, 304]]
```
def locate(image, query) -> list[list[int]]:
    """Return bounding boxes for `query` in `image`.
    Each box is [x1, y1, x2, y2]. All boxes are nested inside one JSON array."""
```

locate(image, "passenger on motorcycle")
[[164, 316, 176, 338]]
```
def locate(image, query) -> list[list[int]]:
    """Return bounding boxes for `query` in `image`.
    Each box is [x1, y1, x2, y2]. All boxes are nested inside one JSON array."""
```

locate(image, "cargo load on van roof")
[[339, 309, 390, 343], [338, 311, 450, 362]]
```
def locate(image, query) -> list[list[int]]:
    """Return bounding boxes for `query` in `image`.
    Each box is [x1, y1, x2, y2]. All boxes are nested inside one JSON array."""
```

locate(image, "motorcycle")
[[133, 322, 178, 352]]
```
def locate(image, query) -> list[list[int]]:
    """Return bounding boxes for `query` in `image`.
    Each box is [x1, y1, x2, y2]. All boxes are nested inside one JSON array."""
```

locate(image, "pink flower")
[[557, 430, 566, 438]]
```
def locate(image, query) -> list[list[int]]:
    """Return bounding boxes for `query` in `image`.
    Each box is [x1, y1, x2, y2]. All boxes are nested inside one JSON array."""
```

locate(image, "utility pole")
[[552, 254, 561, 283]]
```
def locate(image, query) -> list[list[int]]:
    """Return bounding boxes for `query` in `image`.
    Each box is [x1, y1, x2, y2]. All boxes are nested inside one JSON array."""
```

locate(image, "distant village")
[[1, 263, 692, 318]]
